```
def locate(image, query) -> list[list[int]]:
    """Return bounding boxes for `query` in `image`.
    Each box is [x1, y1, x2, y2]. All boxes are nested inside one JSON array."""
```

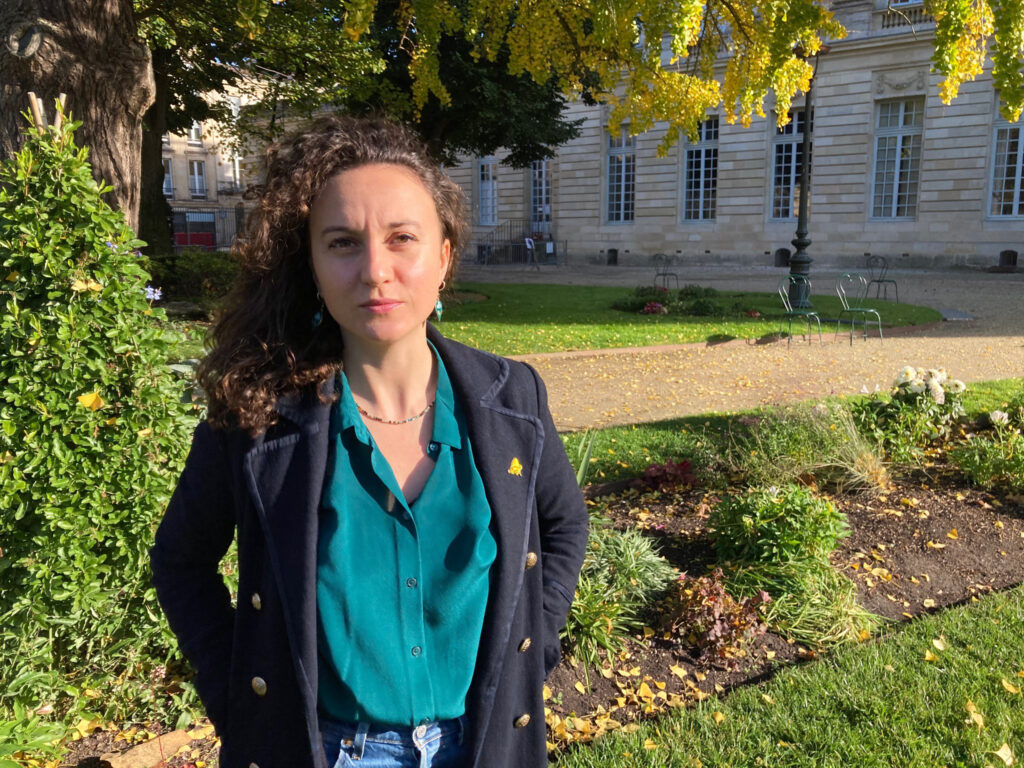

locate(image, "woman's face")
[[308, 163, 451, 353]]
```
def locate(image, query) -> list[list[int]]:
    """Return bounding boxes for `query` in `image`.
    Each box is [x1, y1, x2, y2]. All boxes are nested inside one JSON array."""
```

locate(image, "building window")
[[162, 158, 173, 198], [872, 97, 924, 218], [607, 130, 636, 223], [478, 158, 497, 226], [772, 109, 812, 220], [187, 122, 203, 145], [990, 111, 1024, 217], [188, 160, 207, 199], [683, 117, 719, 221], [530, 159, 551, 230]]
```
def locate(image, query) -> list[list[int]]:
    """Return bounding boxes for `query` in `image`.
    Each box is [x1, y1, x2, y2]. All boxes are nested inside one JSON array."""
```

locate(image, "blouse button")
[[250, 592, 262, 611], [514, 713, 531, 728], [429, 441, 439, 452], [524, 552, 538, 570], [406, 577, 418, 589], [518, 637, 532, 653], [411, 646, 422, 657], [251, 676, 267, 696]]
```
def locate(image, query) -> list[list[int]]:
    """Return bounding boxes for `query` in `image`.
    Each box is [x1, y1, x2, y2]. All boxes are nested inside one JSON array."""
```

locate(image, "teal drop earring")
[[434, 280, 445, 321], [312, 291, 324, 329]]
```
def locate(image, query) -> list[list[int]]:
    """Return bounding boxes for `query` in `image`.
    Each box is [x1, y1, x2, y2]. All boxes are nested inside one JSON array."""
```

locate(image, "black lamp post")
[[788, 44, 829, 308]]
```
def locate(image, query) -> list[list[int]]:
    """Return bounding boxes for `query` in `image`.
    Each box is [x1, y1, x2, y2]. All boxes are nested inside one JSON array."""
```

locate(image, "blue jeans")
[[320, 716, 468, 768]]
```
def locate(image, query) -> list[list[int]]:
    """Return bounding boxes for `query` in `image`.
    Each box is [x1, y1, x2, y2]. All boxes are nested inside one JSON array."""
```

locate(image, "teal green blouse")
[[316, 346, 496, 726]]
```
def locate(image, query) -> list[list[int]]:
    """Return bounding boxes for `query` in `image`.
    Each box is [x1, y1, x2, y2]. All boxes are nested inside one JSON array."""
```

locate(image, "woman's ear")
[[440, 239, 452, 282]]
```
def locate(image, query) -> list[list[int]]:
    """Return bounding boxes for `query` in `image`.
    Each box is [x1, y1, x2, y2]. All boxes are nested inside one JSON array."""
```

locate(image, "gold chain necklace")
[[356, 400, 435, 425]]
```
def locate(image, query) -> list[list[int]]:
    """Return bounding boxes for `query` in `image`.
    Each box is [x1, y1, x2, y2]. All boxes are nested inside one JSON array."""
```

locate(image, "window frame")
[[770, 109, 812, 221], [188, 159, 207, 200], [682, 117, 719, 222], [606, 130, 636, 224], [477, 157, 498, 227], [870, 97, 925, 220], [530, 159, 552, 229], [989, 106, 1024, 218], [162, 158, 174, 198]]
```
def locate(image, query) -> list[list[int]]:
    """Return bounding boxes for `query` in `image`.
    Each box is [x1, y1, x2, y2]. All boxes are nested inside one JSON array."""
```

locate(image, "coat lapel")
[[242, 382, 333, 744], [430, 328, 545, 752]]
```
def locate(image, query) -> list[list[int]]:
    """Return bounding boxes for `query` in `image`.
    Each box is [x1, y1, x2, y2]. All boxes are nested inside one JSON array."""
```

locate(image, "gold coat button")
[[518, 637, 532, 653], [524, 552, 538, 570], [514, 713, 531, 728], [251, 676, 267, 696], [251, 592, 262, 611]]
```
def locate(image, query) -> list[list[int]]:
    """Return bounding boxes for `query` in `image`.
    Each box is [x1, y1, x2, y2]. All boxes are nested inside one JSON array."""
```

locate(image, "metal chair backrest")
[[866, 255, 889, 282], [778, 274, 811, 312], [837, 272, 869, 311]]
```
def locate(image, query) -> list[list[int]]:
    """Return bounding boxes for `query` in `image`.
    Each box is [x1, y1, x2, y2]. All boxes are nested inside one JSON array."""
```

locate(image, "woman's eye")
[[327, 237, 356, 249], [393, 233, 416, 244]]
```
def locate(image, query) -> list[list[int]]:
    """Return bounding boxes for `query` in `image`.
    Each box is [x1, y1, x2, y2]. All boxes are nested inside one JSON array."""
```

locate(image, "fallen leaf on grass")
[[964, 700, 984, 732], [643, 739, 659, 750], [924, 650, 939, 662], [712, 711, 726, 725], [992, 743, 1014, 766], [932, 636, 948, 651], [1002, 679, 1021, 694]]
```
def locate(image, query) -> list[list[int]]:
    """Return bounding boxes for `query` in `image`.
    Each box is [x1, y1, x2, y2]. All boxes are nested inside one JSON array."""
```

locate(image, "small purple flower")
[[145, 285, 162, 301], [134, 250, 143, 259], [105, 241, 116, 250]]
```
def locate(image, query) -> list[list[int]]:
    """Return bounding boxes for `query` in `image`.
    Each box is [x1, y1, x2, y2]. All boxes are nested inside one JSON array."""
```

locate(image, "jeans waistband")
[[320, 714, 466, 752]]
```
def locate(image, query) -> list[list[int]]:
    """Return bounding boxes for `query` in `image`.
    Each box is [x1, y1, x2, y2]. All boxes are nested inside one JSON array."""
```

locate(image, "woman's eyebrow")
[[319, 221, 422, 237]]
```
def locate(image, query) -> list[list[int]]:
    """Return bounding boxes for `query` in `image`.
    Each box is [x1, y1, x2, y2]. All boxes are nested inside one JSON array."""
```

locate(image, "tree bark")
[[138, 48, 174, 254], [0, 0, 154, 231]]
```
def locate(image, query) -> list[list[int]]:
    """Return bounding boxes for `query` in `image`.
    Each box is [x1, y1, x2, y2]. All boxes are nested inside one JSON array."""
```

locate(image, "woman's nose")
[[361, 241, 392, 285]]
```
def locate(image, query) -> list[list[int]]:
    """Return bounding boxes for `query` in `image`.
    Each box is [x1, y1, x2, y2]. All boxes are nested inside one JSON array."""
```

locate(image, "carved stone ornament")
[[874, 70, 927, 97]]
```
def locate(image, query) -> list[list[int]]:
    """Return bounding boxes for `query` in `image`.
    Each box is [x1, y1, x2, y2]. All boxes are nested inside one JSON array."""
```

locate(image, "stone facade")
[[445, 0, 1024, 270]]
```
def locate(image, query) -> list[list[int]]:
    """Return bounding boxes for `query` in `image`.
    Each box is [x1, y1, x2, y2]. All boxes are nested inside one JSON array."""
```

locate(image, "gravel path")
[[457, 263, 1024, 431]]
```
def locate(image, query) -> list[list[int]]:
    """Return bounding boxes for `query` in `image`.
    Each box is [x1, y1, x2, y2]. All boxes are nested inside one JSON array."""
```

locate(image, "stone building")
[[444, 0, 1024, 270], [161, 104, 251, 252]]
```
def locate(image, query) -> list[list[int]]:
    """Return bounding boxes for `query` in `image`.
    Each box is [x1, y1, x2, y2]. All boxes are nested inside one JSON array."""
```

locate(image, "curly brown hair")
[[197, 115, 468, 434]]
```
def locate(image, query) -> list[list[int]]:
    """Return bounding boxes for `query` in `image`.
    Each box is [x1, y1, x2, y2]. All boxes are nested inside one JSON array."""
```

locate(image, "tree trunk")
[[138, 48, 174, 254], [0, 0, 154, 231]]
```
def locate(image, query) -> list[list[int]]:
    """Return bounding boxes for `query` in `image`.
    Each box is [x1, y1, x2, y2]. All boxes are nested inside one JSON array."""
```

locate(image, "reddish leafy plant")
[[665, 568, 770, 668], [637, 458, 697, 490]]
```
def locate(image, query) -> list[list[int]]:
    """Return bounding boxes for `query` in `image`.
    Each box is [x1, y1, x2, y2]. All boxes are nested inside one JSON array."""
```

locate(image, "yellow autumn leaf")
[[924, 650, 939, 662], [932, 636, 948, 651], [643, 739, 659, 750], [947, 529, 959, 539], [5, 270, 18, 281], [669, 665, 688, 680], [73, 716, 105, 740], [71, 278, 89, 292], [574, 681, 587, 694], [923, 599, 937, 608], [762, 694, 776, 704], [926, 541, 946, 549], [76, 392, 104, 411], [992, 743, 1014, 766], [542, 685, 552, 700], [1002, 679, 1021, 694], [965, 699, 985, 732], [712, 711, 726, 725], [637, 682, 654, 700], [642, 626, 655, 639]]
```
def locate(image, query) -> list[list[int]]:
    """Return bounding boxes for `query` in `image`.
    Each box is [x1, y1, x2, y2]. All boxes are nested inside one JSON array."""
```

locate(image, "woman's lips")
[[361, 299, 401, 313]]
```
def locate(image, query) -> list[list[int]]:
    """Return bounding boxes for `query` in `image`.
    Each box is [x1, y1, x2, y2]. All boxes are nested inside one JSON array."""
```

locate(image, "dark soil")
[[57, 462, 1024, 766], [543, 462, 1024, 748]]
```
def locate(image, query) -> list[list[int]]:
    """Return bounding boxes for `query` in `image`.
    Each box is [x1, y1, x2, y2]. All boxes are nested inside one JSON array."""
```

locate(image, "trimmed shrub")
[[709, 485, 849, 564], [0, 117, 196, 728]]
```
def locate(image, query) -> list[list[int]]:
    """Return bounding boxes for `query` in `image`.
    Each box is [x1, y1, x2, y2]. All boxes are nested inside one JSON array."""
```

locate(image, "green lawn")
[[442, 283, 940, 356], [554, 584, 1024, 767], [167, 282, 940, 360], [561, 378, 1024, 485]]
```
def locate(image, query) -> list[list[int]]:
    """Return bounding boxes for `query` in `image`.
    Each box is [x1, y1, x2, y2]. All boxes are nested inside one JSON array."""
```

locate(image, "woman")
[[150, 116, 589, 768]]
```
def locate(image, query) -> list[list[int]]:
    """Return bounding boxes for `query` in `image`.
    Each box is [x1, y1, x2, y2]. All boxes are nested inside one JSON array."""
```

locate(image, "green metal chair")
[[777, 274, 822, 345], [835, 272, 883, 344], [866, 255, 898, 302]]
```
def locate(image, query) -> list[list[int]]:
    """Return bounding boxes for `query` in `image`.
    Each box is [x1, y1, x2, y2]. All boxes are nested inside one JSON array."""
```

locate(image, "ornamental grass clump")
[[708, 486, 880, 647], [563, 525, 677, 666], [0, 116, 195, 728], [853, 366, 966, 463], [724, 402, 887, 493]]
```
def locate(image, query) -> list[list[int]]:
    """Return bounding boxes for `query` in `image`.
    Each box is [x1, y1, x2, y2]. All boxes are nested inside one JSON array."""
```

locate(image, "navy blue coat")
[[150, 328, 589, 768]]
